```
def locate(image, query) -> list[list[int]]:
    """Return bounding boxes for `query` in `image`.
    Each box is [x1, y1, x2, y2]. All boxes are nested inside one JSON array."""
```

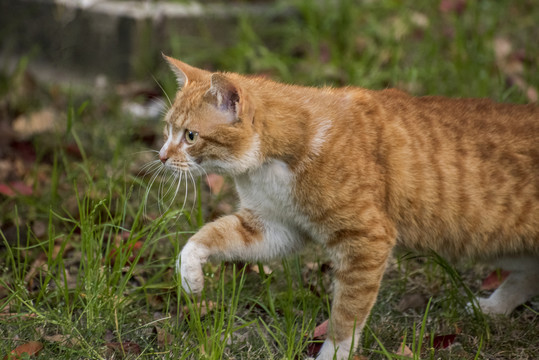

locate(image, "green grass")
[[1, 0, 538, 359]]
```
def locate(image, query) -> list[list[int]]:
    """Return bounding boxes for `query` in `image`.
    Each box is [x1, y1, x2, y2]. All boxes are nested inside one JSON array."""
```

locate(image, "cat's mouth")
[[165, 163, 190, 172]]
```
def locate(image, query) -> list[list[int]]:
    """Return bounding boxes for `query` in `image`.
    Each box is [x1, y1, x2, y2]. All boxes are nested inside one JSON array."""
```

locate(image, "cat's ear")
[[205, 73, 242, 121], [162, 53, 206, 89]]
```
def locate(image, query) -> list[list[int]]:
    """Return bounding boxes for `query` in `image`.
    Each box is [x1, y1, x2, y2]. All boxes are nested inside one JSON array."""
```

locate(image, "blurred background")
[[0, 0, 537, 359]]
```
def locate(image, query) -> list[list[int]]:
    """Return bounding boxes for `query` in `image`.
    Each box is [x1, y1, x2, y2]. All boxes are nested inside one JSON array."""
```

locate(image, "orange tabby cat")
[[158, 55, 539, 359]]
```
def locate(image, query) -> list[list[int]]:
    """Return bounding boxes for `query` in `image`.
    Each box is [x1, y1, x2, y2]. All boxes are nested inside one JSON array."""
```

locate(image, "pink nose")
[[159, 154, 168, 164]]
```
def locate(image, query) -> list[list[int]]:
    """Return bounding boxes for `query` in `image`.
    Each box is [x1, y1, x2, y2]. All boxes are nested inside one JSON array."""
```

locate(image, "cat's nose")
[[159, 148, 168, 164]]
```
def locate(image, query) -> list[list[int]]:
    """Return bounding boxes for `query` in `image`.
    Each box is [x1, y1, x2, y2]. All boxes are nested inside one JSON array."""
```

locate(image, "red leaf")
[[313, 320, 328, 340], [430, 334, 457, 349], [305, 342, 323, 358], [481, 269, 510, 290], [4, 341, 43, 359], [108, 240, 144, 265], [0, 182, 33, 197], [303, 320, 328, 357], [439, 0, 467, 14]]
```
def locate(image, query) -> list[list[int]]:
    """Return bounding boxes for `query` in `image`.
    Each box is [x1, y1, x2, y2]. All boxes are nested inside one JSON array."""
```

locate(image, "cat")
[[157, 54, 539, 360]]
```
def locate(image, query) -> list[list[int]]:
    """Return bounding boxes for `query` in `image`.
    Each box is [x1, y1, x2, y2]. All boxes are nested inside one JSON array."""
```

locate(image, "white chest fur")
[[235, 160, 296, 223], [234, 160, 327, 248]]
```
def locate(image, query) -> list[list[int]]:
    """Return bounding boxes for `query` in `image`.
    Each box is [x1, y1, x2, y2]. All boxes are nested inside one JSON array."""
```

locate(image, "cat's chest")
[[235, 160, 298, 223]]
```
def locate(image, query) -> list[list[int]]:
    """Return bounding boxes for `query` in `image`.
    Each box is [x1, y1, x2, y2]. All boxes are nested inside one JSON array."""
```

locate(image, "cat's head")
[[159, 55, 261, 176]]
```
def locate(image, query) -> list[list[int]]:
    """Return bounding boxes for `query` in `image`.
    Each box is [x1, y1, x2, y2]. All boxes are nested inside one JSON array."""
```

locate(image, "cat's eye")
[[185, 130, 199, 144]]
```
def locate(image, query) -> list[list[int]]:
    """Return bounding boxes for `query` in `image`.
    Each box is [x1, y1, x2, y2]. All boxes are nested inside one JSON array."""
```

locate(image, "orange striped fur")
[[158, 55, 539, 359]]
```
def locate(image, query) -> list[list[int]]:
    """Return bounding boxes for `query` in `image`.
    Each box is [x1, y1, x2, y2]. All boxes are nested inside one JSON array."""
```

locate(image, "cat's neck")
[[244, 78, 340, 169]]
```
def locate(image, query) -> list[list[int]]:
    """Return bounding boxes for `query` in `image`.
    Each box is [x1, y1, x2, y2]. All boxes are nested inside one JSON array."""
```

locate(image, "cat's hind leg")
[[478, 256, 539, 315]]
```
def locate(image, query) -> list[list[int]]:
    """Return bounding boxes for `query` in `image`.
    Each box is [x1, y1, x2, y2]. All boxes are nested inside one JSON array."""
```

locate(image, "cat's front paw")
[[316, 339, 353, 360], [176, 242, 209, 294]]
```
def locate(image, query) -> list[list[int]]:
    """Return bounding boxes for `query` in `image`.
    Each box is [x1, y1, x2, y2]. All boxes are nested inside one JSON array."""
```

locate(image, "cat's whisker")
[[161, 170, 183, 215], [157, 167, 173, 214], [161, 168, 178, 201], [144, 165, 166, 217], [187, 169, 198, 216], [152, 75, 173, 108], [130, 148, 160, 157], [191, 162, 212, 194], [137, 160, 162, 179], [150, 97, 170, 118]]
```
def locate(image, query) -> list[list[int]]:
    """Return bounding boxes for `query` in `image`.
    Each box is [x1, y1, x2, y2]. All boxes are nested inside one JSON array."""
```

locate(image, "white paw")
[[176, 242, 209, 294], [477, 297, 511, 315], [316, 339, 353, 360], [466, 297, 511, 315]]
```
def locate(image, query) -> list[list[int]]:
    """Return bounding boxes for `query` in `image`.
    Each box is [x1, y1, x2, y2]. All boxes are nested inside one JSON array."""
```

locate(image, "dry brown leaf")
[[156, 326, 175, 348], [105, 341, 141, 355], [24, 254, 47, 288], [396, 341, 414, 358], [182, 300, 216, 318], [0, 312, 38, 320], [494, 37, 512, 61], [249, 264, 273, 275], [42, 334, 80, 347], [396, 292, 427, 312], [4, 341, 43, 359], [493, 37, 537, 103], [31, 221, 47, 238], [12, 108, 60, 139], [0, 160, 13, 183]]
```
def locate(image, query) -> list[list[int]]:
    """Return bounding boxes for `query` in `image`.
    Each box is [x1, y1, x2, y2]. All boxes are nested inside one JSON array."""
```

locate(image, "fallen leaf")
[[0, 182, 33, 197], [305, 342, 323, 358], [396, 341, 414, 358], [430, 333, 458, 349], [493, 37, 512, 62], [42, 334, 80, 347], [24, 254, 47, 289], [108, 240, 143, 265], [0, 312, 38, 320], [303, 320, 329, 357], [526, 86, 538, 103], [4, 341, 43, 359], [249, 264, 273, 275], [105, 341, 141, 355], [0, 161, 13, 183], [313, 320, 328, 340], [439, 0, 467, 14], [182, 300, 216, 318], [481, 269, 510, 290], [32, 221, 47, 238], [206, 173, 225, 195], [410, 12, 429, 29], [156, 327, 175, 348], [12, 108, 60, 139], [396, 292, 427, 312]]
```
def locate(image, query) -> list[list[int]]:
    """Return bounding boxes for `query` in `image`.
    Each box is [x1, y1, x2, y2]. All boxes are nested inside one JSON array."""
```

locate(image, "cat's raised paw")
[[177, 242, 209, 294]]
